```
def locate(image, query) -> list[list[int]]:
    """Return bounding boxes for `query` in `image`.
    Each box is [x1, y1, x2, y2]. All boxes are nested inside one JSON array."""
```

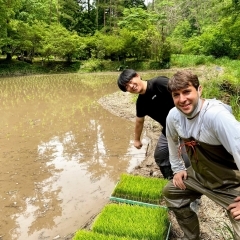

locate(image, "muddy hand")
[[227, 196, 240, 220], [134, 140, 143, 149]]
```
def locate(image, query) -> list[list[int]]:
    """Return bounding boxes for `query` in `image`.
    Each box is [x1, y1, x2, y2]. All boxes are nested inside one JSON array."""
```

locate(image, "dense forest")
[[1, 0, 240, 65]]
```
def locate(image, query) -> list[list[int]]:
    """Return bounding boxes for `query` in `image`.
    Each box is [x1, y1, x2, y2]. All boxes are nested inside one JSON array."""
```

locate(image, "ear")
[[135, 73, 142, 80], [198, 85, 202, 96]]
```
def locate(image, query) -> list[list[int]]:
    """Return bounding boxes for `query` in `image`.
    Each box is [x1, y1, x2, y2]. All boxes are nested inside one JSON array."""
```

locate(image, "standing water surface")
[[0, 73, 149, 240]]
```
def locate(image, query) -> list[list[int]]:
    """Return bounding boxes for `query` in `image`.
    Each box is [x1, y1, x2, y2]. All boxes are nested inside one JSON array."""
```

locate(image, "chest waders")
[[163, 138, 240, 240]]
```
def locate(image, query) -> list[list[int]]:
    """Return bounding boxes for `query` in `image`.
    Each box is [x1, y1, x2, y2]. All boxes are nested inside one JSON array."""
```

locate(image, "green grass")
[[92, 203, 170, 240], [0, 58, 81, 77], [111, 173, 169, 204], [201, 70, 240, 120], [170, 54, 215, 67]]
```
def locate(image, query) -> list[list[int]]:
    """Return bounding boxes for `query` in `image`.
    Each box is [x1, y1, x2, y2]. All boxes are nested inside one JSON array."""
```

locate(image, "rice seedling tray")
[[92, 203, 171, 240], [110, 173, 169, 206]]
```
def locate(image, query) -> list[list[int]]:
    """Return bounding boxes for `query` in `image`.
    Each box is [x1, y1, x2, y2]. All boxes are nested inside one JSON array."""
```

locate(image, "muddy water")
[[0, 73, 148, 240]]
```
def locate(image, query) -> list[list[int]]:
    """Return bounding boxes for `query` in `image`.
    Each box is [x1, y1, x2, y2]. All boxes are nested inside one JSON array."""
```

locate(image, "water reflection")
[[0, 73, 148, 240]]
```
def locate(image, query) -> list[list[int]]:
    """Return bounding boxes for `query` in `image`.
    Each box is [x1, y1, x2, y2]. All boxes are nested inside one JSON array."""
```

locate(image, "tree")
[[122, 0, 146, 8], [0, 0, 22, 60], [118, 7, 170, 62], [59, 0, 80, 30], [41, 24, 84, 62], [0, 0, 8, 40], [93, 0, 147, 31], [16, 0, 59, 24]]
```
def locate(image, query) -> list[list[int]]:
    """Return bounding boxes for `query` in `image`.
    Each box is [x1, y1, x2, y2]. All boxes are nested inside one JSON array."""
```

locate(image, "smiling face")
[[125, 74, 147, 94], [172, 83, 202, 116]]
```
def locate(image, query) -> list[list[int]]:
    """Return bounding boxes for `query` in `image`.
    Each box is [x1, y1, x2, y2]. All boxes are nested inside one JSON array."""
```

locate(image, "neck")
[[186, 98, 204, 119], [139, 81, 147, 94]]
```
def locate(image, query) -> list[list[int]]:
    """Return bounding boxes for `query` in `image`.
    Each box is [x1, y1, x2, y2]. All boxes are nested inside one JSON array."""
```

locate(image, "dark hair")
[[117, 69, 137, 92], [168, 70, 200, 92]]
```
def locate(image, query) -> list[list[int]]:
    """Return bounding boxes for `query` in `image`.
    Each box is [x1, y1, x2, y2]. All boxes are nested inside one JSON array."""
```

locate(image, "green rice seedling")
[[217, 222, 234, 240], [111, 173, 169, 205], [73, 229, 136, 240], [92, 203, 170, 240]]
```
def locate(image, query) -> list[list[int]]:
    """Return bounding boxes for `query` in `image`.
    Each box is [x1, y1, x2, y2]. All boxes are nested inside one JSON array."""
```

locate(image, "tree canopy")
[[1, 0, 240, 63]]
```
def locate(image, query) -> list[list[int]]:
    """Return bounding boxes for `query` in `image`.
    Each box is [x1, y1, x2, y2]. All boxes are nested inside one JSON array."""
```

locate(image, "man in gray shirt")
[[163, 70, 240, 239]]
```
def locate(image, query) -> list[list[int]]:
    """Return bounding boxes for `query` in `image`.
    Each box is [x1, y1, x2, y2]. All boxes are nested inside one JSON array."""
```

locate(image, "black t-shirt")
[[136, 76, 174, 136]]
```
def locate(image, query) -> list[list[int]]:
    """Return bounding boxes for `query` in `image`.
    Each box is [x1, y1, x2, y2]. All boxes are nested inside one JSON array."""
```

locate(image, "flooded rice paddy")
[[0, 73, 150, 240]]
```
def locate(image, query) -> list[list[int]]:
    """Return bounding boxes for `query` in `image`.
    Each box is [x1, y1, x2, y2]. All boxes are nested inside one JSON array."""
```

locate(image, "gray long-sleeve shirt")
[[166, 99, 240, 173]]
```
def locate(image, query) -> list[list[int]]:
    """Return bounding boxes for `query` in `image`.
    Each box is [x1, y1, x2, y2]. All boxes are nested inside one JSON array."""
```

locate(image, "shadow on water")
[[0, 73, 149, 240]]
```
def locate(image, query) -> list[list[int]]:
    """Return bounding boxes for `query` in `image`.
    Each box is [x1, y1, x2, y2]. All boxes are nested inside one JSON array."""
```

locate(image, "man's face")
[[171, 83, 202, 116], [125, 74, 143, 94]]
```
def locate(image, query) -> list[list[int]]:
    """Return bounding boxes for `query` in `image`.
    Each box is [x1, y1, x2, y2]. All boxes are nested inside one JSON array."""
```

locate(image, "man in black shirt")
[[117, 69, 190, 179]]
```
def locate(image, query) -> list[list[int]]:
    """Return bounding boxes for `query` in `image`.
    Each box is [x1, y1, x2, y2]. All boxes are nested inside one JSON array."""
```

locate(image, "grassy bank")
[[0, 58, 82, 76]]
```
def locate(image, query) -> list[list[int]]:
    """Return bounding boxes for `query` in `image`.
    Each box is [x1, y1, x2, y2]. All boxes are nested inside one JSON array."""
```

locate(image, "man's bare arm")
[[134, 117, 144, 149]]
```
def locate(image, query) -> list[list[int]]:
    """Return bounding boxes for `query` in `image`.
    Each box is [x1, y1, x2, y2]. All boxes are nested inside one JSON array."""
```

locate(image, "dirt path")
[[97, 90, 232, 240]]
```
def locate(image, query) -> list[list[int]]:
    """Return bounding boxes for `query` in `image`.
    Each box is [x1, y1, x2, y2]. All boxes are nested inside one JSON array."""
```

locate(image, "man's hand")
[[134, 140, 143, 149], [173, 170, 187, 190], [227, 196, 240, 220]]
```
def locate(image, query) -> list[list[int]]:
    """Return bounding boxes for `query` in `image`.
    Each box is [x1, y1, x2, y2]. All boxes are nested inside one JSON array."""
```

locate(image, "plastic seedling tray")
[[109, 196, 167, 208], [92, 203, 171, 240], [110, 173, 168, 206]]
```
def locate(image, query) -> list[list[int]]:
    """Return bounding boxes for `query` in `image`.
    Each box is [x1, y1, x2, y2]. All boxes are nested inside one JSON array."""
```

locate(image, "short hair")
[[117, 69, 137, 92], [168, 70, 200, 92]]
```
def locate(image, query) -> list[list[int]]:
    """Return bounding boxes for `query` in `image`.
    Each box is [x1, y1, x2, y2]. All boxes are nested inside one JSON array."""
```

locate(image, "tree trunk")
[[96, 0, 99, 29], [6, 52, 12, 61]]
